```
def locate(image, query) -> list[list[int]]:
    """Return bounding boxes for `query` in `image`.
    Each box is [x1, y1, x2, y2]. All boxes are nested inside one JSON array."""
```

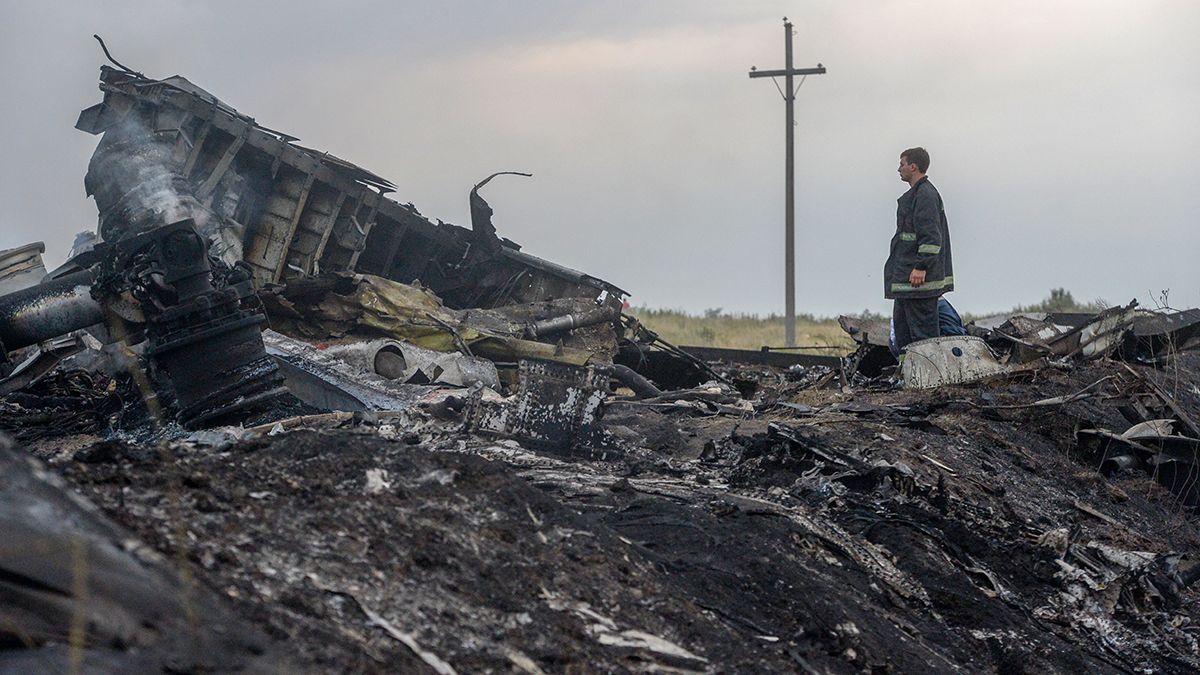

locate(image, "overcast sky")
[[1, 0, 1197, 316]]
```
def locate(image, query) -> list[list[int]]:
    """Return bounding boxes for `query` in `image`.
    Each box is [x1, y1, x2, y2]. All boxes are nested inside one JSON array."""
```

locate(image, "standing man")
[[885, 147, 954, 353]]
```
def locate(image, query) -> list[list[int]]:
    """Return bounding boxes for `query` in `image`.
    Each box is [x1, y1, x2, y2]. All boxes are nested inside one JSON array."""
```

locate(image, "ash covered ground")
[[8, 353, 1200, 673], [3, 63, 1199, 675]]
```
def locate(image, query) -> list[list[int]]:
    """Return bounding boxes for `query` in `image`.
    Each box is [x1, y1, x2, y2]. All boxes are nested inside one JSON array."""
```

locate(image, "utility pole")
[[749, 18, 825, 347]]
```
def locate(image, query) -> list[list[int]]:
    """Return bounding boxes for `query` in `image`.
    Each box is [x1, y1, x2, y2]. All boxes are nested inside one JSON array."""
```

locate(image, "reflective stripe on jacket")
[[884, 176, 954, 300]]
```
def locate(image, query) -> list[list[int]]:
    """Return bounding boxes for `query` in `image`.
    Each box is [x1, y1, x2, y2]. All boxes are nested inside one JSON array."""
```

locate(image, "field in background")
[[630, 288, 1107, 355], [628, 307, 855, 355]]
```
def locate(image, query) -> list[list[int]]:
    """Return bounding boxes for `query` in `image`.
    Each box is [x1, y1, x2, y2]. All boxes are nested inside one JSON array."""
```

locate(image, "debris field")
[[1, 61, 1200, 674]]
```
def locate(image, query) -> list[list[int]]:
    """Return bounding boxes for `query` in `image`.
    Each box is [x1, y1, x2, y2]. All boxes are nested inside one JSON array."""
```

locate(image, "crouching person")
[[890, 297, 966, 357]]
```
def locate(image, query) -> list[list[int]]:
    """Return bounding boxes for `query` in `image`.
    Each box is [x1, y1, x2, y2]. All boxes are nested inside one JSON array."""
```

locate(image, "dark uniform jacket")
[[884, 176, 954, 300]]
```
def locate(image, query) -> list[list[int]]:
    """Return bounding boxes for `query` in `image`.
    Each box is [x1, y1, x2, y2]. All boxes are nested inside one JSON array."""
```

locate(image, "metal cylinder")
[[321, 338, 500, 389], [374, 347, 409, 380], [0, 270, 104, 353], [149, 312, 288, 429], [525, 306, 618, 339]]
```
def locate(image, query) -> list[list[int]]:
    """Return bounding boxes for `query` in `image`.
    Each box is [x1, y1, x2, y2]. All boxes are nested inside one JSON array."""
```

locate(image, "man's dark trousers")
[[893, 297, 939, 353]]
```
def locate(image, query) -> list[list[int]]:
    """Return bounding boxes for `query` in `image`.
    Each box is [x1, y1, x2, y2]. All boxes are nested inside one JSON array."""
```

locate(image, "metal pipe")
[[599, 363, 663, 399], [525, 306, 618, 339], [0, 270, 104, 353]]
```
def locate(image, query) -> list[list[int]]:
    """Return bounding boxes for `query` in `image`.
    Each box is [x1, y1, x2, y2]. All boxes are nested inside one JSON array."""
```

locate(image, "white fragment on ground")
[[360, 602, 457, 675], [540, 589, 707, 665], [415, 469, 457, 486], [307, 572, 456, 674], [365, 468, 391, 495], [593, 628, 708, 663], [504, 648, 548, 674], [525, 504, 544, 527], [834, 621, 860, 636]]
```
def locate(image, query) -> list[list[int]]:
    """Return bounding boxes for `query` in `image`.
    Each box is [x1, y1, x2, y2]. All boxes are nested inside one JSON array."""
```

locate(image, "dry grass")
[[628, 288, 1107, 358], [628, 307, 855, 355]]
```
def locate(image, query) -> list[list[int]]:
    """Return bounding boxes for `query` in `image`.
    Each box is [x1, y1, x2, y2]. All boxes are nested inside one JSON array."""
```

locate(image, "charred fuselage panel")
[[77, 66, 626, 311]]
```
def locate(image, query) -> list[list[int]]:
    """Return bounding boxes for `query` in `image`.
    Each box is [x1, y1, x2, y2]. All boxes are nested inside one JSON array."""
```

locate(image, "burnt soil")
[[15, 353, 1200, 673]]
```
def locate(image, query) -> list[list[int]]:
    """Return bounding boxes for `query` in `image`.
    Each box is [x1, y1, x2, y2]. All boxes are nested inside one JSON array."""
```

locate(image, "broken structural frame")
[[76, 66, 628, 314]]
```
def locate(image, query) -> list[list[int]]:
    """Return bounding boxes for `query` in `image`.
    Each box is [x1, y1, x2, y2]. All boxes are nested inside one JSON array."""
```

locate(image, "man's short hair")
[[901, 147, 930, 173]]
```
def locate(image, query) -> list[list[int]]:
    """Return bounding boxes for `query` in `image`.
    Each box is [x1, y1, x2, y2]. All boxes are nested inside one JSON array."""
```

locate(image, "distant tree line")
[[633, 288, 1107, 324], [1013, 288, 1108, 314]]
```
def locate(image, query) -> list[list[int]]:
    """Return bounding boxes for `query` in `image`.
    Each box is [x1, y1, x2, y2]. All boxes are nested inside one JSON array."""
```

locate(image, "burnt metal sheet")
[[263, 329, 441, 412], [979, 303, 1146, 363], [1123, 309, 1200, 363], [1132, 309, 1200, 338], [465, 358, 606, 451], [838, 315, 891, 348], [1069, 304, 1140, 358], [1044, 312, 1098, 329], [0, 335, 87, 396], [78, 66, 628, 312], [901, 336, 1020, 390]]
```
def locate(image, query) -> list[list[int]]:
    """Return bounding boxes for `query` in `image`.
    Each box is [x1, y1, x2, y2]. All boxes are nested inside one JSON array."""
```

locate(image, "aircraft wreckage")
[[1, 61, 1200, 673]]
